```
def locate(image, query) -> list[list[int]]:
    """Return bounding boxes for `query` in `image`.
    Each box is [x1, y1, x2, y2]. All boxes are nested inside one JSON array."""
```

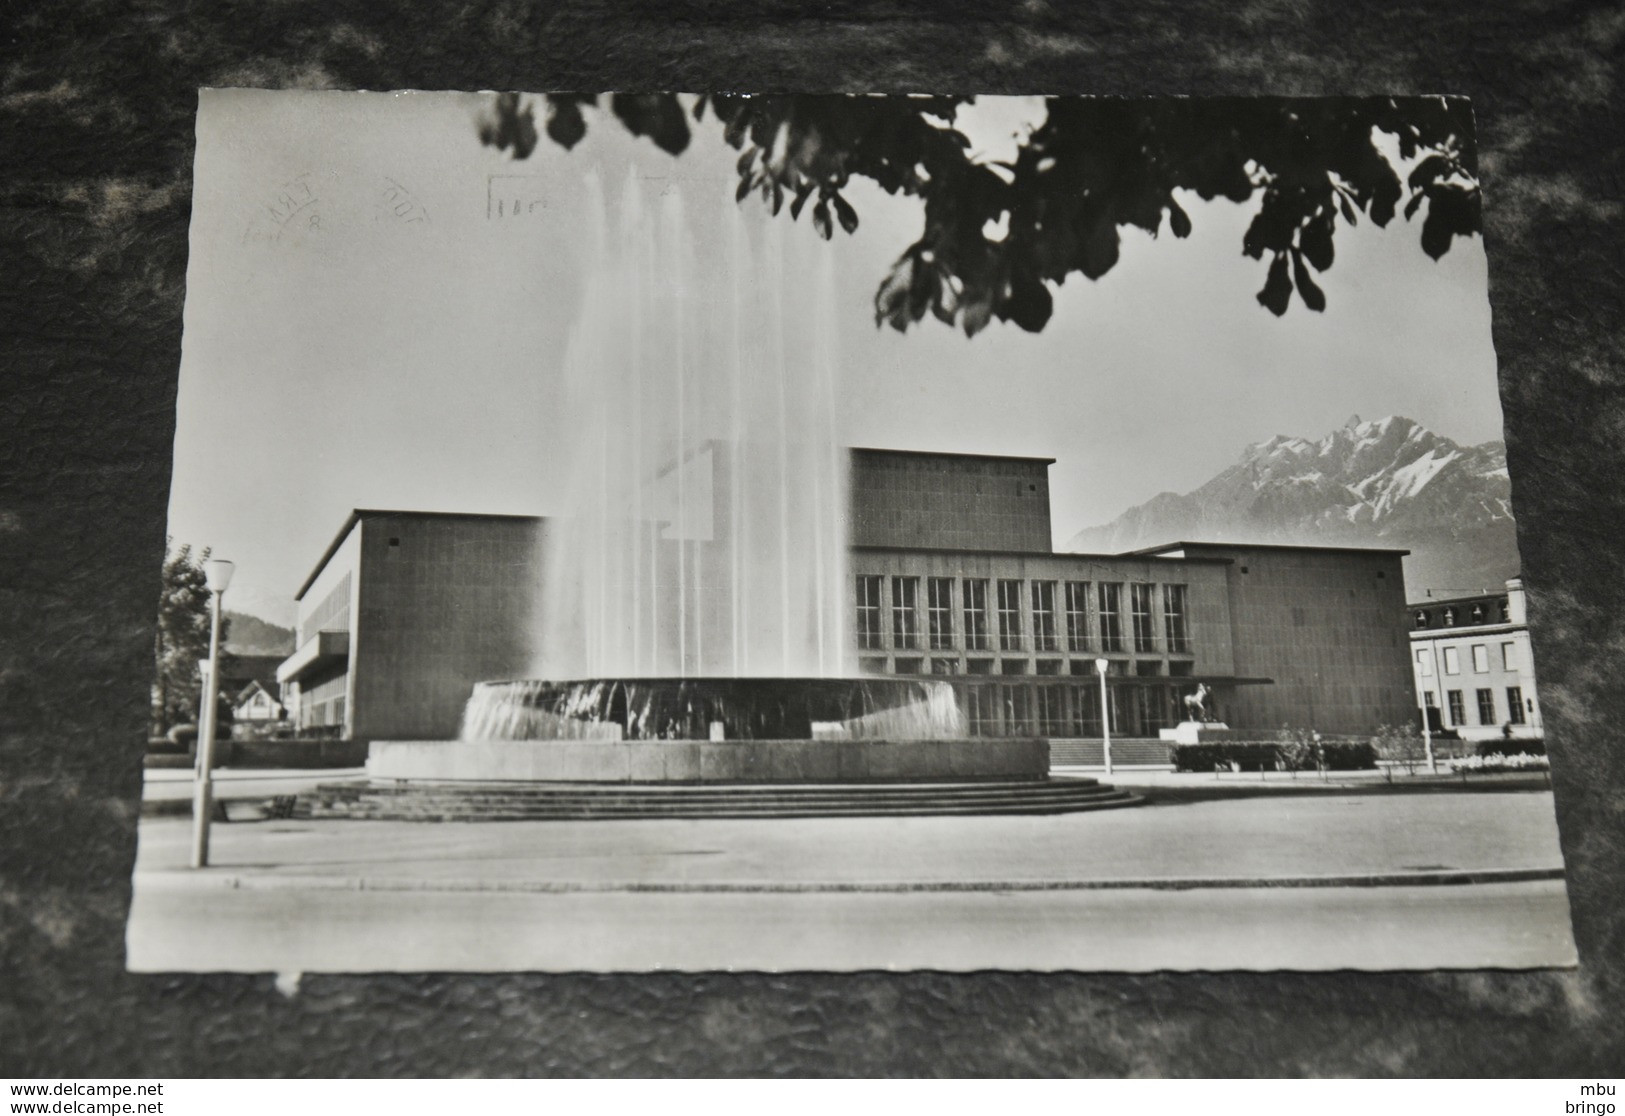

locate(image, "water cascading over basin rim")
[[460, 677, 967, 742]]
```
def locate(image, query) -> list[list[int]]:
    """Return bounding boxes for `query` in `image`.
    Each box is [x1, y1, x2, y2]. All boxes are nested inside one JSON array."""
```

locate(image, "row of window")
[[1413, 599, 1510, 630], [1416, 641, 1517, 677], [859, 656, 1196, 678], [1426, 686, 1528, 727], [958, 682, 1188, 738], [856, 576, 1190, 655]]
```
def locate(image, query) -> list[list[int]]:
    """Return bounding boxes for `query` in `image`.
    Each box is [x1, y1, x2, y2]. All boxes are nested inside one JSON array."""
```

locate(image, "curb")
[[133, 865, 1565, 895]]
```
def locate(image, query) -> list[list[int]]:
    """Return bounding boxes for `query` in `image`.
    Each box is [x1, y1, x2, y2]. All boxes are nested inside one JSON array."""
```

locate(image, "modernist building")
[[277, 511, 545, 741], [1408, 578, 1543, 741], [277, 449, 1418, 743], [848, 449, 1416, 739]]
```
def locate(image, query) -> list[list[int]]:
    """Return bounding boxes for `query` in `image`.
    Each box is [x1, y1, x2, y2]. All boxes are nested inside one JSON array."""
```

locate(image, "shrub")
[[1456, 751, 1550, 774], [1171, 739, 1377, 772], [1474, 737, 1545, 757], [1373, 722, 1430, 774]]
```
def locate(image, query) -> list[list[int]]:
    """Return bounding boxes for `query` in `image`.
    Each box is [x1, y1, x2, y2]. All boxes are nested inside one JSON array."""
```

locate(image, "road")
[[125, 783, 1576, 972], [126, 878, 1575, 972]]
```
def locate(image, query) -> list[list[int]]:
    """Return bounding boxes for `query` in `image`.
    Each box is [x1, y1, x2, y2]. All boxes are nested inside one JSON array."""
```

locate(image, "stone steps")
[[295, 778, 1141, 821]]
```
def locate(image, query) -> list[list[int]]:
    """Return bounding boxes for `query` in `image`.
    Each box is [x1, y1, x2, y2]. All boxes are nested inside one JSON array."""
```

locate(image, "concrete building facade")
[[1408, 578, 1543, 742], [277, 449, 1418, 743], [277, 511, 544, 741]]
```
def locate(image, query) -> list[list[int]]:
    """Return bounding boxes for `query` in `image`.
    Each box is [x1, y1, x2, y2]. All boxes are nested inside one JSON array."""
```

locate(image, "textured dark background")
[[2, 0, 1622, 1077]]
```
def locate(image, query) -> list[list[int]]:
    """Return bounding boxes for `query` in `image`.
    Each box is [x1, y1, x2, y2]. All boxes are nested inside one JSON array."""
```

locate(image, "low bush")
[[1456, 751, 1550, 774], [1474, 737, 1545, 757], [1172, 739, 1377, 773]]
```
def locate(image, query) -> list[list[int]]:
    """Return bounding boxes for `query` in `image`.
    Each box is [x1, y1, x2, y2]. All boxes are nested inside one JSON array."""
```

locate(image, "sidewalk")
[[133, 781, 1566, 892]]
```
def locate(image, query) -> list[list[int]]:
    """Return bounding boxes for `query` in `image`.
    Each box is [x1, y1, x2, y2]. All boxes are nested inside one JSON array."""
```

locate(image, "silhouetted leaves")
[[1419, 186, 1480, 259], [610, 93, 690, 156], [1167, 199, 1192, 238], [1292, 250, 1326, 312], [477, 92, 538, 160], [544, 95, 591, 151], [1259, 253, 1293, 316], [478, 93, 1481, 331]]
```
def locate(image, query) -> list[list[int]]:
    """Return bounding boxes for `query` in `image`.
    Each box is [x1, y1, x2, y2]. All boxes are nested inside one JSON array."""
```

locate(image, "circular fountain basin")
[[364, 676, 1049, 784], [460, 676, 967, 742]]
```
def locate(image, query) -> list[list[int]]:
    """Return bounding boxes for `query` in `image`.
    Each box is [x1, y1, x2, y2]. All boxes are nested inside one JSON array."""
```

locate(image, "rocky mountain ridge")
[[1065, 415, 1519, 598]]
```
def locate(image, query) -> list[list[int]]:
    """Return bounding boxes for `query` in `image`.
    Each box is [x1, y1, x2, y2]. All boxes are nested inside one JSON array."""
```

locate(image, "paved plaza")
[[126, 775, 1577, 972]]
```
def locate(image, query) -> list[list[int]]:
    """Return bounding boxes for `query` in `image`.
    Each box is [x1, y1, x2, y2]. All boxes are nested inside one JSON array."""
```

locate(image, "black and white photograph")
[[125, 89, 1577, 974]]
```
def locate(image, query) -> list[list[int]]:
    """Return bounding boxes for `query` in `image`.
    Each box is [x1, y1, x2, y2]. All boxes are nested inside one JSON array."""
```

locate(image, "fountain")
[[351, 165, 1130, 809]]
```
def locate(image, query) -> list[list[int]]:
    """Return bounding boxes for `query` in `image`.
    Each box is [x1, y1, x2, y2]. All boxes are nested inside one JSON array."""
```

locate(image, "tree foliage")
[[152, 542, 231, 734], [479, 93, 1480, 337]]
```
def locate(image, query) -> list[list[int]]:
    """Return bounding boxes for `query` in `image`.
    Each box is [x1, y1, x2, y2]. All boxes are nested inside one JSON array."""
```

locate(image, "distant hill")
[[1064, 415, 1519, 599], [224, 611, 295, 657]]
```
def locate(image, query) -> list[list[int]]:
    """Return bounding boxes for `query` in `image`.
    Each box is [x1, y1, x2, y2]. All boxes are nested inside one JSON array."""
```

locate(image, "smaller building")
[[1408, 577, 1543, 741], [232, 679, 284, 724]]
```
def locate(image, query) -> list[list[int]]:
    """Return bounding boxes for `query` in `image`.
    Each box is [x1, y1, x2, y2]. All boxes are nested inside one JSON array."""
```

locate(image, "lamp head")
[[204, 558, 235, 594], [1094, 657, 1108, 676]]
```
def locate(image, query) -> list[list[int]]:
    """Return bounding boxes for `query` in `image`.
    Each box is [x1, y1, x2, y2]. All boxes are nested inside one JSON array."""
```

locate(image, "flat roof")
[[854, 543, 1234, 564], [1129, 540, 1412, 558], [849, 446, 1057, 467], [293, 509, 542, 601]]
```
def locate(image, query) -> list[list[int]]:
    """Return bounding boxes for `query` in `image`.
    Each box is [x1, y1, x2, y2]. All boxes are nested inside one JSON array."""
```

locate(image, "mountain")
[[1064, 415, 1519, 599], [224, 611, 295, 657]]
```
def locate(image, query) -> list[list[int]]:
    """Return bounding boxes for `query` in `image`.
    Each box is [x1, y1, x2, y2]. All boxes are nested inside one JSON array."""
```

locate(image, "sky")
[[169, 90, 1504, 626]]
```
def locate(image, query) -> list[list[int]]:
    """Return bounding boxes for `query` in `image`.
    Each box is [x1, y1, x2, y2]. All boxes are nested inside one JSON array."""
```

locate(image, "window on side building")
[[962, 579, 990, 652], [996, 579, 1024, 652], [856, 575, 883, 650], [1162, 584, 1190, 653], [1098, 583, 1124, 653], [1064, 581, 1091, 652], [1130, 582, 1158, 652], [891, 576, 919, 650], [926, 577, 955, 651], [1476, 688, 1496, 725], [1447, 689, 1465, 726], [1031, 580, 1058, 652], [1506, 686, 1525, 725]]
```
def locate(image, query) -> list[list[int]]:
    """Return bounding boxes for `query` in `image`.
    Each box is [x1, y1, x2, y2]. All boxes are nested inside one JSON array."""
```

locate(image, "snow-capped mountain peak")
[[1065, 415, 1516, 597]]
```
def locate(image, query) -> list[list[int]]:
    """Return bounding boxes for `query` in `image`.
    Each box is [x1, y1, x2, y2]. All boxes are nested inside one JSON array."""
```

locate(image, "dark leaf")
[[1405, 192, 1425, 220], [1167, 199, 1192, 239], [1257, 253, 1292, 316], [962, 293, 993, 337], [1370, 175, 1401, 226], [789, 184, 813, 220], [1339, 195, 1357, 225], [832, 193, 859, 234], [1299, 214, 1334, 271], [735, 175, 753, 203], [1420, 186, 1479, 259], [544, 97, 585, 152], [1291, 250, 1326, 312], [1078, 219, 1121, 279], [610, 93, 691, 156], [874, 253, 918, 331], [812, 199, 833, 241], [1407, 154, 1453, 190], [478, 92, 539, 159], [1003, 273, 1053, 332]]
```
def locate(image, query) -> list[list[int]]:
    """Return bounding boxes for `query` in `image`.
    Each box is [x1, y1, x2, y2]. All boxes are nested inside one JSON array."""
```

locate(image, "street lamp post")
[[190, 558, 235, 869], [1095, 657, 1112, 777]]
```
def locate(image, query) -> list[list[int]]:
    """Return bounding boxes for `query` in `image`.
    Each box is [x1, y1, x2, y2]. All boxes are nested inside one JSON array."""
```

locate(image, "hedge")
[[1474, 737, 1545, 757], [1172, 740, 1378, 772]]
